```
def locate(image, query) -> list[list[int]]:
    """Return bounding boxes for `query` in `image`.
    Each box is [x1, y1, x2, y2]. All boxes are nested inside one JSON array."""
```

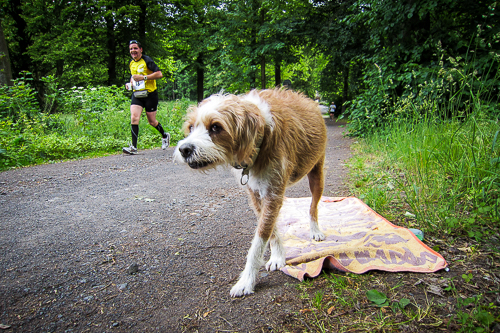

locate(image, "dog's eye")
[[189, 125, 194, 132], [210, 124, 222, 134]]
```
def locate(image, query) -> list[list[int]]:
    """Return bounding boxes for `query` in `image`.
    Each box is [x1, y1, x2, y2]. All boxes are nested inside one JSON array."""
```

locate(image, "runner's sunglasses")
[[129, 40, 141, 47]]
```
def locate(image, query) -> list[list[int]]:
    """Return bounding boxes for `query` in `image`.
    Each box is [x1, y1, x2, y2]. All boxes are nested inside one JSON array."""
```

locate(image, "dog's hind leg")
[[265, 227, 286, 271], [307, 158, 326, 241]]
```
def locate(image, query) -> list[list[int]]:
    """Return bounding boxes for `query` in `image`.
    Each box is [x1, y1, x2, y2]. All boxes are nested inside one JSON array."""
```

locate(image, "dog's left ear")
[[234, 100, 266, 166]]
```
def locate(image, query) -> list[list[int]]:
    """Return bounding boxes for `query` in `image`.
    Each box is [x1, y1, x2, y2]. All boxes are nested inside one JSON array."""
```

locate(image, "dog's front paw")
[[230, 279, 255, 297], [310, 230, 326, 241], [310, 221, 326, 241], [265, 256, 286, 271]]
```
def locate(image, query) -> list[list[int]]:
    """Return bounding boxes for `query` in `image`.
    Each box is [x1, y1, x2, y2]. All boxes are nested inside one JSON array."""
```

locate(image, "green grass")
[[347, 111, 499, 245], [291, 272, 439, 332], [0, 77, 193, 170], [0, 96, 191, 170], [290, 267, 498, 332]]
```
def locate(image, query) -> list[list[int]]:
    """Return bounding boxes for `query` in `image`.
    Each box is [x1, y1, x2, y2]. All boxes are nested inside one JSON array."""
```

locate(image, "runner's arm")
[[132, 71, 162, 82]]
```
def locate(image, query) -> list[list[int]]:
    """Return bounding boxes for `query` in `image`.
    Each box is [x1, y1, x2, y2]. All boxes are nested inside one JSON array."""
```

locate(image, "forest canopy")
[[0, 0, 499, 128]]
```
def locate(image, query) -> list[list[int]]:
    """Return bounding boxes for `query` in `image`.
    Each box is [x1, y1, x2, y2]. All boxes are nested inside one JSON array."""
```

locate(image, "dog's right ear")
[[182, 106, 198, 136]]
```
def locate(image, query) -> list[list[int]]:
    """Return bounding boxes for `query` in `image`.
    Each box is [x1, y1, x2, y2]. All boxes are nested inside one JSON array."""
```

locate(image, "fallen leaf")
[[458, 247, 472, 253], [366, 289, 388, 306], [0, 324, 11, 329], [425, 320, 443, 327], [300, 309, 312, 313], [398, 298, 411, 309], [427, 278, 449, 287], [427, 284, 444, 296], [327, 306, 336, 315], [413, 279, 424, 286], [203, 310, 214, 318]]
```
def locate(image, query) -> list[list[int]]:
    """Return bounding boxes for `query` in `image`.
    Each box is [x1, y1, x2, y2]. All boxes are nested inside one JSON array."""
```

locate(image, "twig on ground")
[[219, 316, 234, 327]]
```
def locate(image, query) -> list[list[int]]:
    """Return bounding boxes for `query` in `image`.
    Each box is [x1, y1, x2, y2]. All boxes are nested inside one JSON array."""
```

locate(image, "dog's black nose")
[[179, 143, 195, 158]]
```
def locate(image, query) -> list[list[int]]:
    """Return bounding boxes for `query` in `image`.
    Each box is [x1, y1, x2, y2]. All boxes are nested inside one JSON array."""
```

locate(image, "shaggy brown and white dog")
[[173, 88, 327, 297]]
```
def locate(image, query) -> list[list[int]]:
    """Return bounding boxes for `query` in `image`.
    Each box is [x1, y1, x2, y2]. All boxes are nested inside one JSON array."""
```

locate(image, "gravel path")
[[0, 120, 352, 332]]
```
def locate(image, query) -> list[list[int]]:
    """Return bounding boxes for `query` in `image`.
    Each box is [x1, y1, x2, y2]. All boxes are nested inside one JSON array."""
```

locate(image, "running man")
[[123, 40, 170, 154]]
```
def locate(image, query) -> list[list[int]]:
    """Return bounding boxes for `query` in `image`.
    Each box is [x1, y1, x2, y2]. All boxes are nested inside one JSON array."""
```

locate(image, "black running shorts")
[[131, 90, 159, 112]]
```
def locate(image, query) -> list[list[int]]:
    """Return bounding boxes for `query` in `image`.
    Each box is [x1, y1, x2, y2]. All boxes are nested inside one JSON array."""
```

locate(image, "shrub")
[[345, 40, 500, 137], [0, 78, 190, 170]]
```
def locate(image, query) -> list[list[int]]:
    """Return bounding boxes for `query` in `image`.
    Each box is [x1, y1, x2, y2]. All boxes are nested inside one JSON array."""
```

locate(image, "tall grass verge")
[[347, 58, 499, 247], [355, 112, 499, 241], [0, 75, 191, 170], [327, 48, 500, 333]]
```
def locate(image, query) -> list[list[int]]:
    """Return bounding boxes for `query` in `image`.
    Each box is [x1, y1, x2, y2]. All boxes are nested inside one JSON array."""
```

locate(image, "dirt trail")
[[0, 120, 352, 332]]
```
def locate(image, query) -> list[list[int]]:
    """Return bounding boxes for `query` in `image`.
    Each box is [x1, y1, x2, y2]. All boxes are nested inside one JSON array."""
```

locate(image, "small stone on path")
[[128, 264, 139, 275]]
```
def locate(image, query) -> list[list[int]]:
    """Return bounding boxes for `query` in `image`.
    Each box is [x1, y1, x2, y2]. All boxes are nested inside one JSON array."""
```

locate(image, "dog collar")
[[233, 134, 263, 185]]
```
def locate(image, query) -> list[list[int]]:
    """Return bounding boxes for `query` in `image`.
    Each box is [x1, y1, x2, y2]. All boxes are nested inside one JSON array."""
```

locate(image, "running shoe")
[[162, 133, 171, 150], [122, 145, 137, 155]]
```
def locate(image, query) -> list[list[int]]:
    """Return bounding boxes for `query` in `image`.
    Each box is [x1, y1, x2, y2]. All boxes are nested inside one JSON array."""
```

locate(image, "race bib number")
[[132, 79, 146, 91]]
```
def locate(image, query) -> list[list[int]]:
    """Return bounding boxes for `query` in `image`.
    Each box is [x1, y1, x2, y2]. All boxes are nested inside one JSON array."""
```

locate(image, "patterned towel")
[[278, 197, 447, 281]]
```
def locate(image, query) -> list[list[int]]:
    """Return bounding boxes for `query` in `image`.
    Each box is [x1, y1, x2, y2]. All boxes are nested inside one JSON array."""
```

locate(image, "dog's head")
[[174, 91, 267, 170]]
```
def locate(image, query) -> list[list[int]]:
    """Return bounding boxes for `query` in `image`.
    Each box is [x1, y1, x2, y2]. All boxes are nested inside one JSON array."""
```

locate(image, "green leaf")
[[366, 289, 388, 305], [398, 298, 410, 309], [476, 310, 494, 326]]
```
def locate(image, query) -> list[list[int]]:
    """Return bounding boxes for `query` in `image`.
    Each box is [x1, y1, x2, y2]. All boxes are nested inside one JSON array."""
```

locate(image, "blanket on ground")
[[278, 197, 447, 281]]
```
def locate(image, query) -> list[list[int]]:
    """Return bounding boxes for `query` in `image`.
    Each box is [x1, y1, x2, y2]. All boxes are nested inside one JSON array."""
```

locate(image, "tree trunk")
[[342, 65, 349, 114], [7, 0, 31, 76], [0, 24, 13, 85], [196, 53, 204, 103], [55, 59, 64, 78], [259, 7, 266, 89], [274, 56, 281, 87], [249, 36, 257, 88], [138, 2, 147, 43], [105, 14, 116, 85], [260, 55, 266, 89]]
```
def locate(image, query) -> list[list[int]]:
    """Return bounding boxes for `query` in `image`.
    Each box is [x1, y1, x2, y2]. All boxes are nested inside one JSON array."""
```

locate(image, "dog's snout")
[[179, 143, 195, 158]]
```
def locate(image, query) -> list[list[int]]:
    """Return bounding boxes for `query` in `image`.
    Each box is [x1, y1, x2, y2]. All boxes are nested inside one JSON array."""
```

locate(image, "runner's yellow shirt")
[[129, 55, 160, 93]]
